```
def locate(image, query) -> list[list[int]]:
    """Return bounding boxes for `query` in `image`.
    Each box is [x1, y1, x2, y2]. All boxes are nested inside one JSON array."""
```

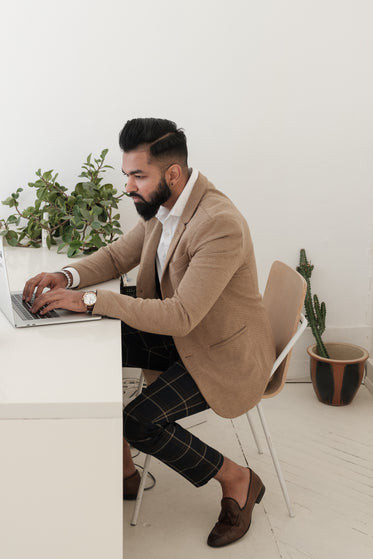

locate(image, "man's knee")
[[123, 402, 158, 447]]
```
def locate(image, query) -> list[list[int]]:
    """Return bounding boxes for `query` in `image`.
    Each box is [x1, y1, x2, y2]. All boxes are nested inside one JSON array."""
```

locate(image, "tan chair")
[[246, 260, 307, 516], [130, 260, 307, 525]]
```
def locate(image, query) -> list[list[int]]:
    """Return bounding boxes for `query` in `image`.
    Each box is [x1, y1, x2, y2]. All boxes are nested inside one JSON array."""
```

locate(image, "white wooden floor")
[[123, 382, 373, 559]]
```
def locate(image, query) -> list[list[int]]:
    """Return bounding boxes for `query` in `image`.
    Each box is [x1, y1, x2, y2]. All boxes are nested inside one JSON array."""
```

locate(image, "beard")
[[131, 177, 171, 221]]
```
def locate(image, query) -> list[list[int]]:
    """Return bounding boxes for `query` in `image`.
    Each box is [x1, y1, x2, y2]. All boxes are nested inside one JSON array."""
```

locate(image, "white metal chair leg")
[[246, 409, 264, 454], [256, 402, 295, 517], [131, 454, 152, 526]]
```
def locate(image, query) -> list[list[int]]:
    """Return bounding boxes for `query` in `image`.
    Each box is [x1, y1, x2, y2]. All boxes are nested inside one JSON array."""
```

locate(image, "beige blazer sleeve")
[[71, 219, 145, 286]]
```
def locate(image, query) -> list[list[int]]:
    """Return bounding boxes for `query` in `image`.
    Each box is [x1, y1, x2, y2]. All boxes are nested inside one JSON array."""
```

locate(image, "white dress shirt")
[[155, 168, 198, 279], [65, 168, 199, 288]]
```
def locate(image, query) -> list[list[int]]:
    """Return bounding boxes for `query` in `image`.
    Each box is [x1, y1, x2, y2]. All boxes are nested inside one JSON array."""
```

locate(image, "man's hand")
[[23, 272, 68, 303], [29, 288, 87, 315]]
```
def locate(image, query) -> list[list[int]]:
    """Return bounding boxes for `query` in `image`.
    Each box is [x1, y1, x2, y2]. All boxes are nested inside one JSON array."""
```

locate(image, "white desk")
[[0, 246, 123, 559]]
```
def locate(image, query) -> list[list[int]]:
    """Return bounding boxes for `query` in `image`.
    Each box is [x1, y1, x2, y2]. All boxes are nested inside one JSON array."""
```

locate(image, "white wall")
[[1, 1, 373, 376]]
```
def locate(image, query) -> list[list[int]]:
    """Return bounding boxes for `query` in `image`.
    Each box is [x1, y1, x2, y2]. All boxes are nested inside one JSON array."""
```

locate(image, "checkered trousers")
[[122, 323, 224, 487]]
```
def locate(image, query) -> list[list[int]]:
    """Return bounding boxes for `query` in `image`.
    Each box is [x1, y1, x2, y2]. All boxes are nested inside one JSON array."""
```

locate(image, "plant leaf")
[[6, 230, 19, 246]]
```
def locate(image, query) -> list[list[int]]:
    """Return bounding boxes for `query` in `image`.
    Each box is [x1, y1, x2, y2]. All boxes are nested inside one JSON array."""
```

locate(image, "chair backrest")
[[262, 260, 307, 399]]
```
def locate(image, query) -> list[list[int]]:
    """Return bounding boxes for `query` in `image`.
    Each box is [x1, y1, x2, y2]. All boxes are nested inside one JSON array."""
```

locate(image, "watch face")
[[84, 292, 97, 305]]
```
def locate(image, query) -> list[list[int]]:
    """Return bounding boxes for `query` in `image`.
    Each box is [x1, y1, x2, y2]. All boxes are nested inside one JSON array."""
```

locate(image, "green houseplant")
[[297, 248, 329, 358], [297, 249, 368, 406], [0, 149, 125, 257]]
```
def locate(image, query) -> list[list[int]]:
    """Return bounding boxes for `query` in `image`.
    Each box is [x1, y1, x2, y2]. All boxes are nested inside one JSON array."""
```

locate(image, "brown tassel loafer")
[[123, 470, 141, 501], [207, 468, 265, 547]]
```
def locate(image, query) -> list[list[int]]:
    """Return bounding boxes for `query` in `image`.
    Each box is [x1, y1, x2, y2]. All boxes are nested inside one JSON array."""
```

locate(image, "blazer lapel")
[[138, 219, 162, 298], [161, 173, 210, 277]]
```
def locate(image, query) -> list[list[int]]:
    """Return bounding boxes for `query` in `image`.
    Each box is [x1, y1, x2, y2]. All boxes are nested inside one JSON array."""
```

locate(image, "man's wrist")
[[55, 267, 80, 289], [82, 290, 97, 313], [59, 269, 73, 288]]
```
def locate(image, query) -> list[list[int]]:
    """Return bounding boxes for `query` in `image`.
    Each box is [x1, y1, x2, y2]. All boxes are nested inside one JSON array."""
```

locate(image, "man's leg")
[[124, 360, 265, 546], [122, 323, 181, 487], [123, 438, 136, 478], [124, 397, 250, 504], [122, 325, 264, 545], [123, 360, 224, 486]]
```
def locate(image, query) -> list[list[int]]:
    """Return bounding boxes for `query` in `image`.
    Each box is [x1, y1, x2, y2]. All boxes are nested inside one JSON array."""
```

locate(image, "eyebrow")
[[121, 168, 145, 177]]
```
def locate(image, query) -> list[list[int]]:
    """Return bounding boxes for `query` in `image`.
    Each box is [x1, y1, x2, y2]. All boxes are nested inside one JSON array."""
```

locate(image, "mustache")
[[127, 192, 147, 203]]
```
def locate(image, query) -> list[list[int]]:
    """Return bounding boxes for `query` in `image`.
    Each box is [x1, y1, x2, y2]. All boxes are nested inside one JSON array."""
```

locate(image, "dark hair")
[[119, 118, 188, 167]]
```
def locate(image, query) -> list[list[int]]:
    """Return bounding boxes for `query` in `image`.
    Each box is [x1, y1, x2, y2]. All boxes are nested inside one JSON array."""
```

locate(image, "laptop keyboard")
[[12, 293, 59, 320]]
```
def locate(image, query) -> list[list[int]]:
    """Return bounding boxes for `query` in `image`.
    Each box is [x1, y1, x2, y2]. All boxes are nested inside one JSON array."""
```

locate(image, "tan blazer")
[[72, 173, 275, 418]]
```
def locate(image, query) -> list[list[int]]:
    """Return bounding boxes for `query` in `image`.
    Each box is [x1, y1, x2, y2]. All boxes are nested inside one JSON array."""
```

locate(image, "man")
[[23, 118, 275, 548]]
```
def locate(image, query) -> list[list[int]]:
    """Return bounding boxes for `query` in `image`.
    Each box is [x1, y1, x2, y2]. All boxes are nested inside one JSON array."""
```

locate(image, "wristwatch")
[[82, 290, 97, 313]]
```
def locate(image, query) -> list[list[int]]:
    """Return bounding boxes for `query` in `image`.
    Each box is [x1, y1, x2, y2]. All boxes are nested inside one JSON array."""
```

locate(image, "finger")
[[26, 273, 53, 301], [22, 277, 34, 300], [34, 277, 52, 301], [38, 301, 55, 315], [30, 292, 46, 313], [31, 288, 66, 314], [30, 290, 55, 314], [23, 274, 43, 301], [37, 290, 85, 314]]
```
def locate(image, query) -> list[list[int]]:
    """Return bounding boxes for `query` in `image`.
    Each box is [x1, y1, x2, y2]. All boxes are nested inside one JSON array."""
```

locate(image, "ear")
[[165, 164, 182, 185]]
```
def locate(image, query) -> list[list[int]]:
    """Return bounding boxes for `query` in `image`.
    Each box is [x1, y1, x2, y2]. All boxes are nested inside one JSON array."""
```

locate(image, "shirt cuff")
[[63, 266, 80, 288]]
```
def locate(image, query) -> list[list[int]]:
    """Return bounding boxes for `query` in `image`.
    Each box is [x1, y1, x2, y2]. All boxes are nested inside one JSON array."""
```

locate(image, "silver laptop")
[[0, 237, 102, 328]]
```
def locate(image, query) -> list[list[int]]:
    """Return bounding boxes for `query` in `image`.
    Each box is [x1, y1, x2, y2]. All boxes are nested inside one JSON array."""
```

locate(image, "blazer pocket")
[[209, 325, 248, 350]]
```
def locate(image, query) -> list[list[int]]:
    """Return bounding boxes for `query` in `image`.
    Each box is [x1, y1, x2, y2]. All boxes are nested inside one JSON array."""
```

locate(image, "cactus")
[[297, 249, 329, 358]]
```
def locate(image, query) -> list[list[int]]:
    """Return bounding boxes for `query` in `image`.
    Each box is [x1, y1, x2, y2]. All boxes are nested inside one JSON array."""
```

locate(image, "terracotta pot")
[[307, 343, 369, 406]]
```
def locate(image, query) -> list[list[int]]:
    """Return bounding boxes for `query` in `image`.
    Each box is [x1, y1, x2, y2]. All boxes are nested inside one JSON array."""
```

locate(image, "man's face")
[[122, 149, 171, 221]]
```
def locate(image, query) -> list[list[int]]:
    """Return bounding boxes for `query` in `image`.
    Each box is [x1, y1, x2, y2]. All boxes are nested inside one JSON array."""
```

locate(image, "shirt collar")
[[156, 168, 199, 224]]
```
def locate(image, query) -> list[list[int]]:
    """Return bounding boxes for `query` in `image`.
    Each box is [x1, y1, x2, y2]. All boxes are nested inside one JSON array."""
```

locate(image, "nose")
[[125, 175, 137, 193]]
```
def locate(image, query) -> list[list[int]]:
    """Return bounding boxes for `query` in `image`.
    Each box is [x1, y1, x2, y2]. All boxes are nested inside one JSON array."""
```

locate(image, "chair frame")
[[246, 312, 307, 517]]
